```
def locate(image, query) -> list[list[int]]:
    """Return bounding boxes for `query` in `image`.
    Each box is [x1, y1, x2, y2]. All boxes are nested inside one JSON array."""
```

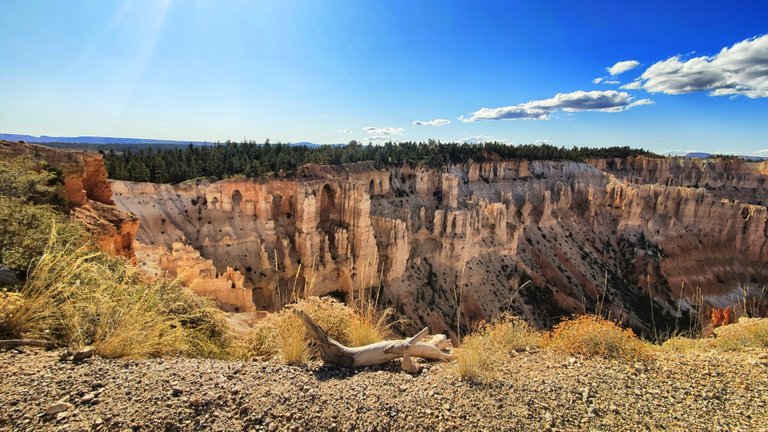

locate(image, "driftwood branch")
[[0, 339, 56, 349], [294, 310, 453, 370]]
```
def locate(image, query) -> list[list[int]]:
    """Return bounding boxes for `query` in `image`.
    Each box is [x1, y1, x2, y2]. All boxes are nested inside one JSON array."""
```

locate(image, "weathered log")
[[294, 310, 453, 369], [0, 339, 56, 349]]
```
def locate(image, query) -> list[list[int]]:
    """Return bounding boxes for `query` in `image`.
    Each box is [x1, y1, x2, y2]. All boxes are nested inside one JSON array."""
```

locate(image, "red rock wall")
[[0, 141, 137, 260]]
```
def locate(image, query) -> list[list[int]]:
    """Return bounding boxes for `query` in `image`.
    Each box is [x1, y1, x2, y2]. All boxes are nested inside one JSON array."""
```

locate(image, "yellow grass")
[[544, 315, 651, 361], [454, 314, 542, 381], [0, 230, 230, 359], [710, 318, 768, 351]]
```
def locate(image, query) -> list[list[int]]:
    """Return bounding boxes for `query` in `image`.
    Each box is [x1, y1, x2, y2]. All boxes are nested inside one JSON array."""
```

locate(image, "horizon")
[[1, 1, 766, 155]]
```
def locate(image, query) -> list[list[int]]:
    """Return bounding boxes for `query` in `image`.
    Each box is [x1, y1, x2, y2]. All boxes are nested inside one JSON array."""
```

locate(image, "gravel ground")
[[1, 348, 767, 432]]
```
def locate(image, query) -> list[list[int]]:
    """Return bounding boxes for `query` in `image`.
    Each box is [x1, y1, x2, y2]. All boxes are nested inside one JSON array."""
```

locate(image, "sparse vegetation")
[[0, 231, 230, 359], [711, 318, 768, 351], [543, 315, 651, 361], [454, 314, 541, 381]]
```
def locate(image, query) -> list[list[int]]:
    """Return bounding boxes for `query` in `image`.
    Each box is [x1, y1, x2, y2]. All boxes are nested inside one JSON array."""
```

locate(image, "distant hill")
[[0, 133, 209, 145], [684, 152, 713, 159], [0, 133, 337, 147], [684, 151, 768, 161]]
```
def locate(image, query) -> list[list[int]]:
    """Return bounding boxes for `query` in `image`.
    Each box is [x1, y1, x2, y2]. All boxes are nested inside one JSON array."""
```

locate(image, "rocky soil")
[[1, 348, 767, 432]]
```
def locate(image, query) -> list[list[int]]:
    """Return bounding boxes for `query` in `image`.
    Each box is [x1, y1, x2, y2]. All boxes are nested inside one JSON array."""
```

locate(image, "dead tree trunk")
[[294, 310, 453, 370]]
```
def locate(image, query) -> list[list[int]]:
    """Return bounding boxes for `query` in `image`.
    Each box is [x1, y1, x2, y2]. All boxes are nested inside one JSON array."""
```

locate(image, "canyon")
[[109, 154, 768, 336]]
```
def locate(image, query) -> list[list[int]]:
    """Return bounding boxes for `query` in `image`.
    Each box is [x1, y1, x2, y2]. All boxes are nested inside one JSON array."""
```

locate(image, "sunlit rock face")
[[112, 158, 768, 336], [0, 141, 138, 261]]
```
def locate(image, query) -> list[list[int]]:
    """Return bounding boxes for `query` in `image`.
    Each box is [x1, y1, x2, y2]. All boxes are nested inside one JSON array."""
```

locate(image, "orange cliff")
[[0, 141, 138, 261], [112, 158, 768, 336]]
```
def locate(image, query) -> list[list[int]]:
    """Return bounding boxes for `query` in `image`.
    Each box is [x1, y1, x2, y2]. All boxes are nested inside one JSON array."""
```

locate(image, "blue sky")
[[0, 0, 766, 155]]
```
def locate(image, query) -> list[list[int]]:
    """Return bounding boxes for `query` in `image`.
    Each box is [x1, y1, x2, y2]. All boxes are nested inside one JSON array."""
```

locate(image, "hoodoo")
[[111, 157, 768, 336]]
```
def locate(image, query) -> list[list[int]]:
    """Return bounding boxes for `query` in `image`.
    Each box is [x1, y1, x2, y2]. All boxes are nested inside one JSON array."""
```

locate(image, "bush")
[[661, 336, 706, 352], [544, 315, 650, 361], [0, 156, 83, 271], [454, 314, 541, 381], [454, 335, 492, 381], [0, 196, 84, 271], [0, 231, 230, 359], [710, 318, 768, 351]]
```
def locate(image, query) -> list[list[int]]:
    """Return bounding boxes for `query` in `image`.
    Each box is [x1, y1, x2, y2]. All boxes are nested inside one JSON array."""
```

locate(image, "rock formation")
[[0, 141, 138, 261], [111, 158, 768, 336], [135, 242, 254, 312]]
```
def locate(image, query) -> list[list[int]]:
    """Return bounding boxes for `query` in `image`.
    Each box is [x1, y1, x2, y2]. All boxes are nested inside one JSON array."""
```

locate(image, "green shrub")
[[0, 156, 83, 271]]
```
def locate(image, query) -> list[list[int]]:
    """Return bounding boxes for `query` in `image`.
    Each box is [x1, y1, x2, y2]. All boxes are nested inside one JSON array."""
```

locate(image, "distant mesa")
[[0, 133, 340, 147], [684, 152, 713, 159]]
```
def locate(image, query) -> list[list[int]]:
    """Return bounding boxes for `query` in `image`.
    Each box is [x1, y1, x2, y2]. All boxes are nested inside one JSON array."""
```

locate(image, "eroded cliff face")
[[588, 156, 768, 204], [111, 158, 768, 335], [0, 141, 138, 260]]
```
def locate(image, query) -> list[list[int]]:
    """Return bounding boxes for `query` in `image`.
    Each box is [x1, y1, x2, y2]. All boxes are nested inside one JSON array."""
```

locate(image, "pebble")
[[43, 402, 72, 416], [1, 347, 766, 431]]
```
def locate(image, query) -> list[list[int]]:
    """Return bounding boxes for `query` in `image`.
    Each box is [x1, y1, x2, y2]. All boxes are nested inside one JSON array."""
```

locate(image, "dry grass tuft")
[[660, 318, 768, 353], [0, 231, 230, 359], [454, 335, 491, 381], [273, 314, 311, 365], [544, 315, 651, 361], [0, 290, 24, 334], [348, 303, 395, 347], [454, 314, 541, 381], [710, 318, 768, 351], [661, 335, 707, 352]]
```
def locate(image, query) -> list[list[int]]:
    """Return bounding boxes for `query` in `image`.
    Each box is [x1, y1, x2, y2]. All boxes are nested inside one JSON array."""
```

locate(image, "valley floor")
[[1, 348, 767, 432]]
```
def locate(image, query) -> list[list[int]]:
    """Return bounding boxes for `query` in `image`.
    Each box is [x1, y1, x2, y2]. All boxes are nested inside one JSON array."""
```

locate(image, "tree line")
[[100, 140, 658, 184]]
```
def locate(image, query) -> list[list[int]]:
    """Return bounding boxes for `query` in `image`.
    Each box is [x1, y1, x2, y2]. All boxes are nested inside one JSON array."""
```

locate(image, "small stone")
[[171, 387, 183, 397], [581, 387, 590, 402], [72, 347, 94, 363], [44, 402, 72, 416], [79, 392, 97, 404]]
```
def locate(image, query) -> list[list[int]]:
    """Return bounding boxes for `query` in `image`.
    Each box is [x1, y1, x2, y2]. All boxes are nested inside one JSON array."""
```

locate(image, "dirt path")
[[1, 348, 767, 431]]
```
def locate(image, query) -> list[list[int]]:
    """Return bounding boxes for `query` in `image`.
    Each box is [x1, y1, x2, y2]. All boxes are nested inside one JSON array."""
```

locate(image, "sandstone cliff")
[[0, 141, 138, 261], [111, 157, 768, 336]]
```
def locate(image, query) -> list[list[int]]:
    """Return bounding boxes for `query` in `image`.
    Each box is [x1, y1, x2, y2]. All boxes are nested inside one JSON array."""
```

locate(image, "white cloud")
[[363, 126, 404, 135], [338, 129, 352, 134], [412, 118, 450, 126], [459, 106, 550, 122], [608, 60, 640, 76], [462, 135, 508, 144], [754, 148, 768, 154], [362, 135, 399, 146], [635, 34, 768, 98], [460, 90, 653, 122], [620, 81, 642, 90], [593, 77, 620, 85]]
